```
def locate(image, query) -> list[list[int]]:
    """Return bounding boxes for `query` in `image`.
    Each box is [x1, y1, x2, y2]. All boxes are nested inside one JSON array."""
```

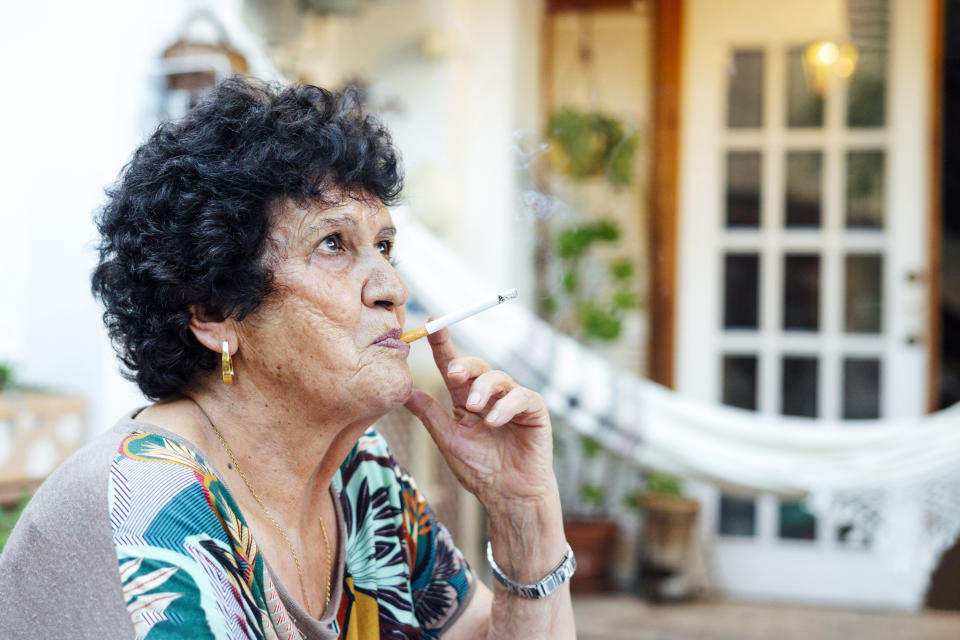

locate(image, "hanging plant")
[[540, 219, 642, 342], [546, 107, 639, 186]]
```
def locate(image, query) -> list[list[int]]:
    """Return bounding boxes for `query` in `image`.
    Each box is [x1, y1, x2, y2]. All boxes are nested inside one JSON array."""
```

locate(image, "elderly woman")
[[0, 79, 575, 639]]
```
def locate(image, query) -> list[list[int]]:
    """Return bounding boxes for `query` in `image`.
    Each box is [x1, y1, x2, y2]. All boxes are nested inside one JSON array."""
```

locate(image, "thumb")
[[404, 390, 454, 443]]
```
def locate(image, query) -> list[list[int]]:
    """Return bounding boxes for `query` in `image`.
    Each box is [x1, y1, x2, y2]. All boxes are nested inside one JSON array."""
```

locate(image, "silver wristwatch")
[[486, 541, 577, 599]]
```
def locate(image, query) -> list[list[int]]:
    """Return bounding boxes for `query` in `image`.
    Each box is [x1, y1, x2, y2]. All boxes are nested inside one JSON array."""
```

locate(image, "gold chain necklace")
[[208, 421, 332, 614]]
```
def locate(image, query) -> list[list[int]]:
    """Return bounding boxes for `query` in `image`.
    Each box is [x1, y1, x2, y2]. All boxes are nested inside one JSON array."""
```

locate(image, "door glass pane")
[[848, 49, 888, 127], [728, 50, 764, 128], [843, 357, 881, 419], [720, 495, 756, 536], [779, 500, 817, 540], [783, 254, 820, 330], [726, 152, 761, 227], [782, 356, 818, 417], [787, 46, 824, 127], [785, 151, 822, 227], [846, 151, 885, 228], [723, 355, 758, 410], [845, 254, 883, 333], [724, 254, 760, 329], [847, 0, 889, 126]]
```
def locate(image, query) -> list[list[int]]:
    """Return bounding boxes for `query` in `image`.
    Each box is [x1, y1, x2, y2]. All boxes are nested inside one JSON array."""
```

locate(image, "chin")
[[384, 370, 414, 407], [365, 365, 414, 413]]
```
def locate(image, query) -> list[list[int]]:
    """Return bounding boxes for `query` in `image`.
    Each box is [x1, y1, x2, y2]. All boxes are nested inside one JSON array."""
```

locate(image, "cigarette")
[[401, 288, 519, 342]]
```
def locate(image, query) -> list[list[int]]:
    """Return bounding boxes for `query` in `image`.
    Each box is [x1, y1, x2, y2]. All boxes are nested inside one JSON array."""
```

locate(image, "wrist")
[[485, 493, 567, 584], [487, 540, 576, 599], [480, 478, 561, 522]]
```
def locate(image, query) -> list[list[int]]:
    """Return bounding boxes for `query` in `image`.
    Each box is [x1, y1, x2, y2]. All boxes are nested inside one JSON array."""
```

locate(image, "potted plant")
[[546, 107, 640, 187], [638, 472, 700, 601], [554, 435, 619, 592]]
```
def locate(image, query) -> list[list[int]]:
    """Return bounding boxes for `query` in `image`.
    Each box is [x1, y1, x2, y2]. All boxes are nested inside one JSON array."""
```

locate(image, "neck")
[[179, 374, 378, 530]]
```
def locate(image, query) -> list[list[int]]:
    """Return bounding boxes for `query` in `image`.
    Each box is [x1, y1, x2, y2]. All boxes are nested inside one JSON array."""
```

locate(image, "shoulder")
[[3, 419, 134, 548], [109, 425, 278, 639], [110, 428, 228, 547], [0, 419, 141, 636]]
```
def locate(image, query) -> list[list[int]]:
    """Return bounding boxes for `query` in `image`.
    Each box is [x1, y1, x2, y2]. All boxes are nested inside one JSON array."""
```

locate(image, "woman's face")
[[236, 194, 412, 422]]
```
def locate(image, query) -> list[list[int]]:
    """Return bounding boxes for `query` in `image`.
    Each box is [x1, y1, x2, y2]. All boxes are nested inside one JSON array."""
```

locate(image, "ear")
[[188, 305, 239, 356]]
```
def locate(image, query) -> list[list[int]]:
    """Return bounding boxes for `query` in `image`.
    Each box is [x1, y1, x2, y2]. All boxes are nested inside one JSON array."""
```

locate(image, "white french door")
[[676, 0, 933, 608]]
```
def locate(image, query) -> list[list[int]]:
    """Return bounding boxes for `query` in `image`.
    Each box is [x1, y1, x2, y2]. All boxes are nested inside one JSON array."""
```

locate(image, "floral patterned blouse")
[[109, 428, 476, 639]]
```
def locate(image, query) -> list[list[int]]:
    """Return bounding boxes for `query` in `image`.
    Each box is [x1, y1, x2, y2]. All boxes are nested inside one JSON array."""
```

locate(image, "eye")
[[319, 233, 344, 253], [375, 239, 393, 258]]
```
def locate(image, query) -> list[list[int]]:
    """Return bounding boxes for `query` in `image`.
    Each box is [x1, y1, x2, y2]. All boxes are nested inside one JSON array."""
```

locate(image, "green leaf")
[[0, 362, 13, 391], [610, 258, 634, 281], [623, 493, 641, 511], [645, 473, 683, 495], [0, 494, 30, 552], [579, 436, 603, 458], [556, 221, 620, 260], [561, 270, 579, 293], [539, 296, 558, 317], [612, 290, 639, 310], [608, 131, 639, 187], [576, 302, 622, 341], [580, 483, 606, 506], [587, 219, 620, 243], [556, 227, 591, 260]]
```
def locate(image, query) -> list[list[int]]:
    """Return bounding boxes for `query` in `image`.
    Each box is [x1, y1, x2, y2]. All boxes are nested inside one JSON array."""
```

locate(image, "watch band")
[[486, 541, 577, 599]]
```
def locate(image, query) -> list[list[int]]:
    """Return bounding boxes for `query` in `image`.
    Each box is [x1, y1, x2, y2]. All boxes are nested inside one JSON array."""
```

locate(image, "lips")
[[372, 328, 410, 355]]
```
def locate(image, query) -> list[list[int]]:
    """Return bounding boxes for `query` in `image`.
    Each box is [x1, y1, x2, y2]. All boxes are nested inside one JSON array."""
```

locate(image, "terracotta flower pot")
[[564, 517, 618, 593]]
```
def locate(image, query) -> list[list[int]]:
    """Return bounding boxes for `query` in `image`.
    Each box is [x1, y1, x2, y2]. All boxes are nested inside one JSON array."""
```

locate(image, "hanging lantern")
[[158, 10, 249, 120]]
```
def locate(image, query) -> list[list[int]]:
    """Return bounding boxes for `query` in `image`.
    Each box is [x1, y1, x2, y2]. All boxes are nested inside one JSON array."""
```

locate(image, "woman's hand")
[[406, 328, 576, 639], [403, 328, 559, 513]]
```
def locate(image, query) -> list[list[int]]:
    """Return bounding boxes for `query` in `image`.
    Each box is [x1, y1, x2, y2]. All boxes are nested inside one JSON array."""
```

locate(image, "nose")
[[362, 251, 408, 311]]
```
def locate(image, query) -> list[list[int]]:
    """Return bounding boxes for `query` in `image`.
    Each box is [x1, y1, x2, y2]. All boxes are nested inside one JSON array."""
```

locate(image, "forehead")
[[272, 194, 393, 242]]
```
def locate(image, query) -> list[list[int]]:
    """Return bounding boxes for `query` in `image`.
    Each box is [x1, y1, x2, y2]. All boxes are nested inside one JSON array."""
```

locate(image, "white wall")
[[0, 0, 277, 438]]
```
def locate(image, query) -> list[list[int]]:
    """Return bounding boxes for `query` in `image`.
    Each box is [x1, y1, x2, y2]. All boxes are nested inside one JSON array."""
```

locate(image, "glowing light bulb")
[[817, 42, 840, 65]]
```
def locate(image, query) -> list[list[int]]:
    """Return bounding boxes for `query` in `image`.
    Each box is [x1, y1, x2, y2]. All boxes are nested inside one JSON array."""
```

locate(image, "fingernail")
[[486, 410, 501, 424], [467, 392, 481, 407], [448, 364, 464, 376]]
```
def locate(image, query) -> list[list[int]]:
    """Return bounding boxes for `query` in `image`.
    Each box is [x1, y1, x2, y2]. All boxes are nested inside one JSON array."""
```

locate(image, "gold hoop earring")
[[221, 340, 234, 384]]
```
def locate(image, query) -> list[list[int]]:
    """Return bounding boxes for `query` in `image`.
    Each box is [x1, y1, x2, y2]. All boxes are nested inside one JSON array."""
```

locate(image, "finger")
[[404, 390, 454, 443], [464, 370, 515, 412], [426, 326, 460, 379], [485, 387, 549, 428], [445, 356, 492, 383]]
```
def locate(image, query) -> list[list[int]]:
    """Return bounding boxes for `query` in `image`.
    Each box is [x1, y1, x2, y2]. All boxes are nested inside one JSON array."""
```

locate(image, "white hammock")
[[395, 211, 960, 497]]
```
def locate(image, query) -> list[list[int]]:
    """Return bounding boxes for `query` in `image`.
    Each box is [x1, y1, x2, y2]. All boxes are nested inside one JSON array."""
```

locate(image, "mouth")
[[372, 328, 410, 355]]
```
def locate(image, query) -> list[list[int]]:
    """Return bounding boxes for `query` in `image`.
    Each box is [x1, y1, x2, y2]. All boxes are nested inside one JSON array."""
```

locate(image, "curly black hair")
[[92, 77, 403, 400]]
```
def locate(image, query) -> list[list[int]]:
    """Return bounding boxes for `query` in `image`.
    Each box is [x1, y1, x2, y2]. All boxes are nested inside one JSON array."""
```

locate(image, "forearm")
[[483, 492, 576, 640]]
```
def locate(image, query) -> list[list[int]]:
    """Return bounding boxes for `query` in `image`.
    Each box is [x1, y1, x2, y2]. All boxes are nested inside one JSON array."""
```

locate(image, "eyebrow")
[[304, 217, 397, 238], [306, 214, 359, 233]]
